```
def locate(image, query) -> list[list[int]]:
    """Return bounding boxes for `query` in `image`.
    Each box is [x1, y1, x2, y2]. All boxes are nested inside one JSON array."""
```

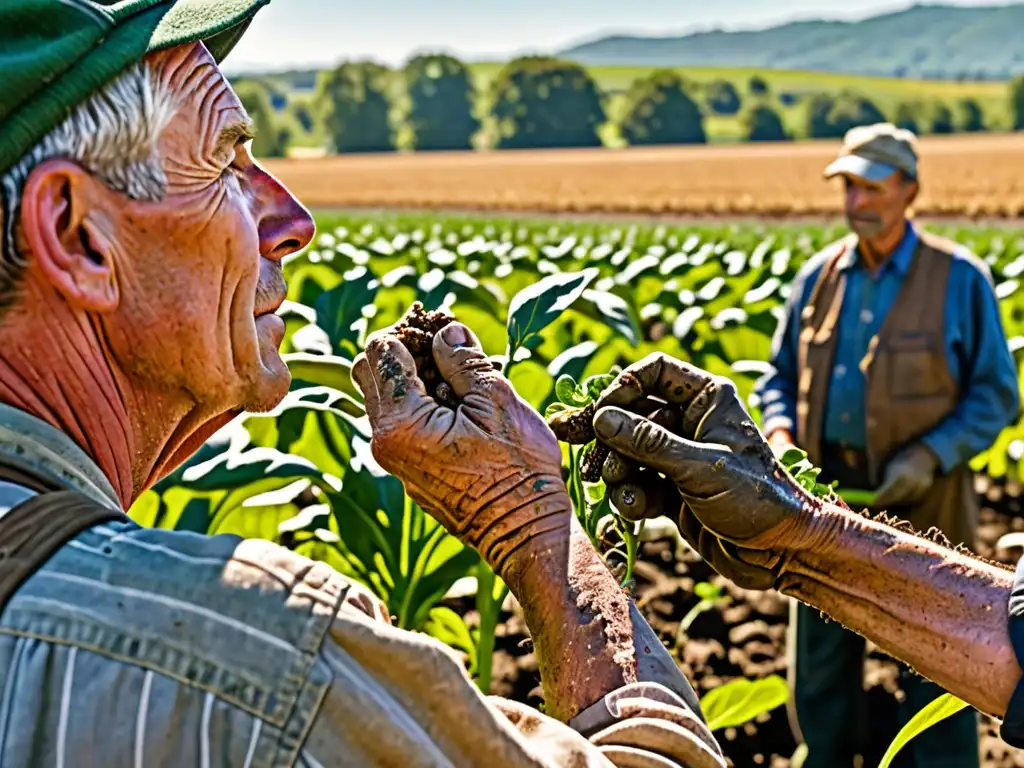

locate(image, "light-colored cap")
[[824, 122, 919, 182]]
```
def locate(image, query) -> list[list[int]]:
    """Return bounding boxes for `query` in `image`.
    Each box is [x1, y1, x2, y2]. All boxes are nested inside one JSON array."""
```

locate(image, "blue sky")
[[222, 0, 1001, 73]]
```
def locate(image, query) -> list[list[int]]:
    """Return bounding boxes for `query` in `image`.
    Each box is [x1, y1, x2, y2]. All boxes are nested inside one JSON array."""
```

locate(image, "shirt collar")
[[0, 402, 121, 510], [839, 219, 918, 276]]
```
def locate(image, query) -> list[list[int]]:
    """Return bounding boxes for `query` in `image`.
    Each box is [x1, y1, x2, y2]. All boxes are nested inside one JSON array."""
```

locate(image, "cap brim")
[[824, 155, 898, 183], [147, 0, 271, 62]]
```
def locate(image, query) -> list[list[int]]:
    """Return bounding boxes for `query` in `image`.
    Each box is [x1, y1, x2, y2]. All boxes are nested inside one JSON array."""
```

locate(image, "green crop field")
[[126, 211, 1024, 763]]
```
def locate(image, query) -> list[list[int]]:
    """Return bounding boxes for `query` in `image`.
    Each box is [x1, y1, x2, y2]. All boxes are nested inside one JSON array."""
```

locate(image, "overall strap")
[[0, 490, 129, 612]]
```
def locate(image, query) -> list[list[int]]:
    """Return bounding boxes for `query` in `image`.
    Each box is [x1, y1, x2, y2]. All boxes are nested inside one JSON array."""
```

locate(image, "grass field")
[[261, 132, 1024, 219]]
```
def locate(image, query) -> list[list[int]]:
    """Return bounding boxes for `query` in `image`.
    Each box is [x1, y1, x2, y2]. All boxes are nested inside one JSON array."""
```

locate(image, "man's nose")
[[846, 185, 869, 210], [255, 173, 315, 263]]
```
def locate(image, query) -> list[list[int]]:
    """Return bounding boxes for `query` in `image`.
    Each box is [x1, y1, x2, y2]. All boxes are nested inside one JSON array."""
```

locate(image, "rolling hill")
[[558, 3, 1024, 80]]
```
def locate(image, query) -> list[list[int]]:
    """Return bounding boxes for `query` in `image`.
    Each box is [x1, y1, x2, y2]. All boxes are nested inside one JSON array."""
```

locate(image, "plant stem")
[[624, 519, 643, 584], [501, 343, 518, 376], [474, 562, 507, 695]]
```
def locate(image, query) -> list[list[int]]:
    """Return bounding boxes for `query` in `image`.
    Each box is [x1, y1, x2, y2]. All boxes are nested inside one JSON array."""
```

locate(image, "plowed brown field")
[[262, 133, 1024, 219]]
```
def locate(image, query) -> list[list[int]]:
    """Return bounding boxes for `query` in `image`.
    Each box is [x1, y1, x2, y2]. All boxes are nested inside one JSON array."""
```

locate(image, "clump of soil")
[[392, 302, 459, 407], [548, 403, 597, 445]]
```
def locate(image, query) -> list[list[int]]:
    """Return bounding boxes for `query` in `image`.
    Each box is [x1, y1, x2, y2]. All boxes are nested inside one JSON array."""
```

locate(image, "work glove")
[[589, 353, 824, 591], [351, 322, 571, 578], [873, 443, 939, 507]]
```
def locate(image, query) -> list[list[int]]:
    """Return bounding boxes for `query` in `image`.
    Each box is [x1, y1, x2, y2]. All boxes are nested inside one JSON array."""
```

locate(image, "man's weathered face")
[[99, 43, 314, 414], [842, 171, 918, 240]]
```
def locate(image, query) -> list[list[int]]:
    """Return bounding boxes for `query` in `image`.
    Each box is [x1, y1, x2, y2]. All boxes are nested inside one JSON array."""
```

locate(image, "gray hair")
[[0, 62, 177, 304]]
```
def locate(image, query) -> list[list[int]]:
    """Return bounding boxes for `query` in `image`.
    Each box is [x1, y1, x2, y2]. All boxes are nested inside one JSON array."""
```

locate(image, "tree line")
[[235, 54, 1024, 157]]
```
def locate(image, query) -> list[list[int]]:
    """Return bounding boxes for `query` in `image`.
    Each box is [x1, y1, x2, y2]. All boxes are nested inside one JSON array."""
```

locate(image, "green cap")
[[824, 122, 919, 182], [0, 0, 271, 176]]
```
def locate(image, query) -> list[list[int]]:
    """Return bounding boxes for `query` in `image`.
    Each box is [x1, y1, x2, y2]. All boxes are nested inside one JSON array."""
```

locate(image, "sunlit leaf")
[[506, 268, 598, 351], [878, 694, 969, 768], [700, 675, 789, 731]]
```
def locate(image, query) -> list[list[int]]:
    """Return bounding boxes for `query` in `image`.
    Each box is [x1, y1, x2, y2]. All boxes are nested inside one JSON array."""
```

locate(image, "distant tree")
[[489, 56, 605, 149], [957, 98, 985, 132], [930, 102, 956, 134], [232, 80, 289, 158], [779, 91, 800, 106], [748, 75, 770, 96], [1013, 76, 1024, 130], [619, 70, 706, 146], [404, 53, 480, 151], [806, 90, 886, 139], [705, 79, 742, 115], [894, 102, 921, 134], [744, 104, 788, 141], [316, 61, 395, 153]]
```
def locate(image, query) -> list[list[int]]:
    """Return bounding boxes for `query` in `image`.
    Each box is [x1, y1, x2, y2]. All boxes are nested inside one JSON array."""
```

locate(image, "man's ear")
[[19, 158, 119, 313]]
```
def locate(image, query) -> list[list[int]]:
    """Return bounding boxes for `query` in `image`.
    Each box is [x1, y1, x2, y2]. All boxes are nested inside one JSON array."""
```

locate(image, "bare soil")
[[450, 477, 1024, 767], [263, 134, 1024, 220]]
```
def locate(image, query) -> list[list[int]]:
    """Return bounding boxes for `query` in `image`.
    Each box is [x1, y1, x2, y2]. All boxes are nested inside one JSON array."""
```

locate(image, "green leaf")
[[424, 606, 478, 673], [555, 374, 590, 407], [582, 370, 617, 401], [700, 675, 789, 731], [878, 694, 969, 768], [283, 353, 365, 406], [547, 341, 600, 384], [506, 268, 598, 352], [509, 360, 554, 410], [838, 488, 877, 507], [313, 266, 377, 359], [174, 498, 213, 534], [694, 582, 721, 601], [577, 289, 641, 345], [780, 447, 809, 467], [175, 446, 327, 493]]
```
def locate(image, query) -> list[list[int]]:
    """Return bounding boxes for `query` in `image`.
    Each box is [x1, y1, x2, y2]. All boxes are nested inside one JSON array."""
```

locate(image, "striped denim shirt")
[[0, 403, 724, 767]]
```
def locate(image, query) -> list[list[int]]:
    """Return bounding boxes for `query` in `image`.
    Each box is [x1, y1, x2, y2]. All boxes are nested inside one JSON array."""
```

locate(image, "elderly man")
[[754, 122, 1019, 766], [0, 1, 731, 766]]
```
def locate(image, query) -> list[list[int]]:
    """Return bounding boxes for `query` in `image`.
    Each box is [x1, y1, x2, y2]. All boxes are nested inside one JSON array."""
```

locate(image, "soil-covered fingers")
[[678, 505, 780, 590], [363, 332, 430, 415], [607, 471, 681, 522], [431, 322, 504, 401], [595, 353, 716, 413], [351, 353, 380, 419], [592, 406, 729, 494]]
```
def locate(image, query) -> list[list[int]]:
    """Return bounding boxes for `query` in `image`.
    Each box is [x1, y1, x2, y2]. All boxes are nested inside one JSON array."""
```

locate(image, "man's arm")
[[756, 257, 821, 447], [779, 503, 1019, 719], [300, 587, 727, 768], [918, 257, 1021, 474], [591, 353, 1024, 733], [341, 324, 727, 766]]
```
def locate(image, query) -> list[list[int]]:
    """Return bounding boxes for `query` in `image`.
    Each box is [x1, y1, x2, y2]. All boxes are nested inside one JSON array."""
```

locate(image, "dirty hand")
[[873, 443, 938, 507], [591, 353, 821, 590], [351, 322, 570, 577]]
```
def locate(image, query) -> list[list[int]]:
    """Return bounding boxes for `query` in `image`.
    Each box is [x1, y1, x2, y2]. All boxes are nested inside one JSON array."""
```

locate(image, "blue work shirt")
[[757, 220, 1020, 474]]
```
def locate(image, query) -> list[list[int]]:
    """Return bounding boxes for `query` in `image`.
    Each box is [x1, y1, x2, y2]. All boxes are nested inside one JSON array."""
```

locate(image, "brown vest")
[[795, 230, 979, 548]]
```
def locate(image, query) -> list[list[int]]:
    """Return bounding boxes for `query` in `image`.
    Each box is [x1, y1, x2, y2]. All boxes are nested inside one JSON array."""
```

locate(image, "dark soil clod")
[[547, 403, 597, 445], [392, 302, 459, 406]]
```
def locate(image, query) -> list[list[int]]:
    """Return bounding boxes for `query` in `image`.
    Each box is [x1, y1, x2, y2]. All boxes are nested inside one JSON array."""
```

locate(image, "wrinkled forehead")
[[144, 42, 252, 168]]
